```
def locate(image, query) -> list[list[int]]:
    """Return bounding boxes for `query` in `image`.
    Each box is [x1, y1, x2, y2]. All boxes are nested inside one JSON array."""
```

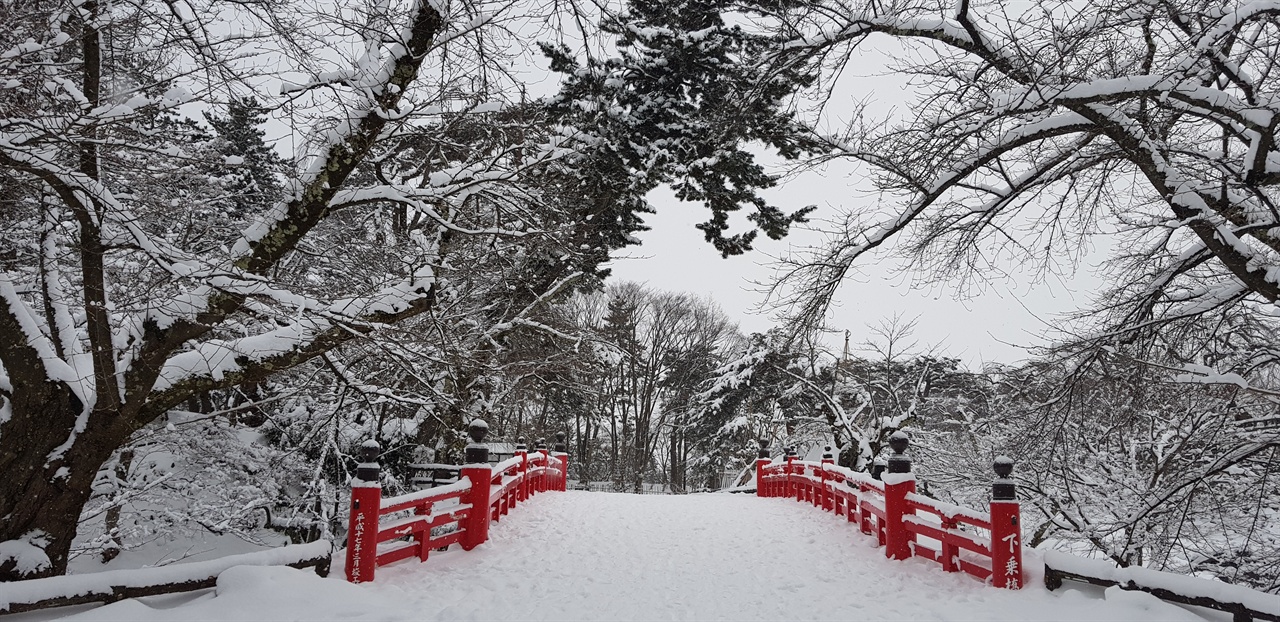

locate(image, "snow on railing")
[[344, 422, 569, 583], [754, 434, 1023, 589]]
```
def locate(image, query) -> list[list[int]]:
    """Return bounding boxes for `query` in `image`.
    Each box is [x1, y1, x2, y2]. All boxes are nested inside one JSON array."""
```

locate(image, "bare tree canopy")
[[744, 0, 1280, 371]]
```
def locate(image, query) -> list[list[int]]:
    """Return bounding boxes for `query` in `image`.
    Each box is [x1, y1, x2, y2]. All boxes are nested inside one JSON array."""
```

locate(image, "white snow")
[[0, 541, 330, 615], [379, 478, 471, 511], [39, 565, 402, 622], [1044, 550, 1280, 617], [880, 471, 916, 486], [20, 493, 1243, 621], [906, 492, 989, 524], [0, 537, 51, 578]]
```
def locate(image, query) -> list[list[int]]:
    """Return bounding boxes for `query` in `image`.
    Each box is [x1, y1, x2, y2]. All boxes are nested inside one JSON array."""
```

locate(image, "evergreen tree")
[[204, 97, 285, 218], [541, 0, 824, 256]]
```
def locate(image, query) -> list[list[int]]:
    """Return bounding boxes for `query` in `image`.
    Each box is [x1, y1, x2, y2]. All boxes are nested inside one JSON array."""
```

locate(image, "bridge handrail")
[[344, 425, 571, 583], [493, 454, 524, 473], [903, 515, 990, 555], [753, 439, 1023, 589], [905, 492, 990, 529], [822, 462, 883, 490], [380, 478, 472, 515], [755, 440, 1279, 610], [493, 450, 561, 475], [761, 459, 886, 492]]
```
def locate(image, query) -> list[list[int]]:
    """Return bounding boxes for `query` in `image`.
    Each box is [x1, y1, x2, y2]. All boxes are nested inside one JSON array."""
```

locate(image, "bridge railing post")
[[345, 440, 381, 583], [553, 431, 569, 492], [940, 514, 959, 573], [415, 500, 434, 562], [990, 456, 1023, 589], [535, 438, 549, 493], [755, 440, 770, 497], [460, 420, 493, 551], [784, 447, 798, 500], [821, 446, 836, 511], [515, 437, 528, 503], [882, 431, 916, 561]]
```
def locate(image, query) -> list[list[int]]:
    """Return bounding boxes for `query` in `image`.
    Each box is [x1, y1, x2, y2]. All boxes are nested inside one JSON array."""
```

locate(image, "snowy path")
[[48, 491, 1226, 621]]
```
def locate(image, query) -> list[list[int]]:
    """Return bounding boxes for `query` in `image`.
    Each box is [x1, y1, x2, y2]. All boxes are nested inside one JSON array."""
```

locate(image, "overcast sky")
[[605, 164, 1108, 371]]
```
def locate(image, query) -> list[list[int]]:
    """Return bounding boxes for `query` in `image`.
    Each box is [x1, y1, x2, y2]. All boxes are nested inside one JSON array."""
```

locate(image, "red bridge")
[[345, 421, 1023, 590], [323, 421, 1278, 622]]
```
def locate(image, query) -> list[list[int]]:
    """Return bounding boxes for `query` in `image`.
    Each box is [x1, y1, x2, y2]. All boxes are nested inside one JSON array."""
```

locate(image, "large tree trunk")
[[0, 384, 128, 580], [0, 457, 101, 581]]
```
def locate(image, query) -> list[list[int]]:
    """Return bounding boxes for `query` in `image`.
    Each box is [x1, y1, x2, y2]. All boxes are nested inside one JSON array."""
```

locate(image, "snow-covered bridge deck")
[[43, 491, 1225, 621]]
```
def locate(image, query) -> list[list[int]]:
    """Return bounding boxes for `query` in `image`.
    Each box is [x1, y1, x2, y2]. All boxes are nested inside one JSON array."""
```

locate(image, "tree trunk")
[[0, 396, 128, 580]]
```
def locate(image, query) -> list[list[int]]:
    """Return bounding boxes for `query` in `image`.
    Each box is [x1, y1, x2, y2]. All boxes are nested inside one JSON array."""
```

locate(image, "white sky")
[[604, 163, 1108, 371]]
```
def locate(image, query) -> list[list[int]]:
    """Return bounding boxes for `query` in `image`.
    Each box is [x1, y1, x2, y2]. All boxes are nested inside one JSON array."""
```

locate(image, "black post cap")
[[465, 419, 489, 464], [535, 437, 548, 451], [785, 446, 797, 458], [756, 439, 770, 460], [994, 456, 1014, 478], [554, 431, 567, 453], [992, 456, 1016, 501], [871, 457, 886, 481], [822, 445, 834, 460], [516, 436, 527, 451], [467, 419, 489, 444], [886, 431, 911, 474], [359, 440, 379, 463], [888, 431, 909, 455], [356, 440, 380, 483]]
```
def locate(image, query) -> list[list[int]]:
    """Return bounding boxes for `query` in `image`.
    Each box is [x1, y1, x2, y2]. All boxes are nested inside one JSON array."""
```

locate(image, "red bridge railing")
[[345, 421, 568, 583], [756, 433, 1023, 589]]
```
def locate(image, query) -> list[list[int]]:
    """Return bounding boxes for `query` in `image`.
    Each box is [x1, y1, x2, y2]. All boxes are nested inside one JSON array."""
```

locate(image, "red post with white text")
[[990, 457, 1023, 589], [345, 440, 382, 583]]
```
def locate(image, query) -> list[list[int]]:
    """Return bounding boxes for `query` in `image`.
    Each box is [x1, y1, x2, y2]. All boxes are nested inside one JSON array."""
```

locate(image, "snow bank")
[[0, 541, 330, 615], [57, 564, 415, 622], [0, 538, 51, 577], [1044, 550, 1280, 617]]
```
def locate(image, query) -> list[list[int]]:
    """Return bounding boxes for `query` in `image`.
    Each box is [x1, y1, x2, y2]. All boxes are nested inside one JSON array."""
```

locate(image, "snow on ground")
[[29, 491, 1233, 621]]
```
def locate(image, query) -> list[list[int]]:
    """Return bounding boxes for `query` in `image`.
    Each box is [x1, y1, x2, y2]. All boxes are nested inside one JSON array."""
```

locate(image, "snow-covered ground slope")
[[30, 492, 1232, 621]]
